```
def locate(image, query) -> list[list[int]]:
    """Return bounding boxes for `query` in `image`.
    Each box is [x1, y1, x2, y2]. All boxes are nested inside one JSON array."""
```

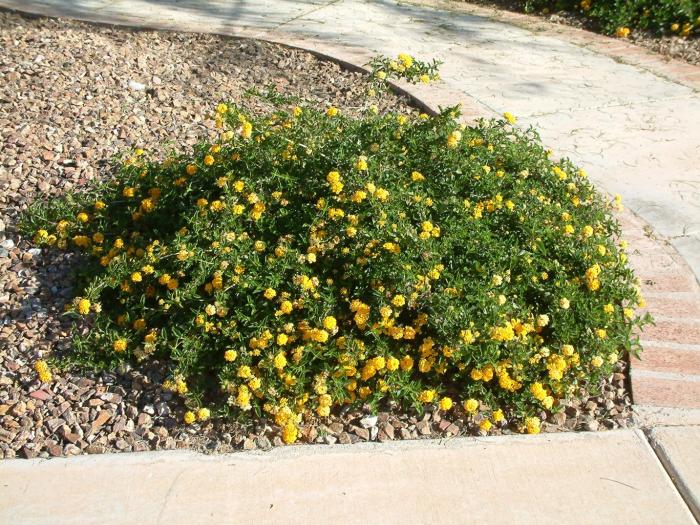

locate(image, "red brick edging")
[[618, 211, 700, 409]]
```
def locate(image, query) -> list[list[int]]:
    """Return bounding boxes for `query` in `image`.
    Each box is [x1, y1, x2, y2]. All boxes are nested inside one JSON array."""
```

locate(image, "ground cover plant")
[[21, 55, 648, 443], [503, 0, 699, 37]]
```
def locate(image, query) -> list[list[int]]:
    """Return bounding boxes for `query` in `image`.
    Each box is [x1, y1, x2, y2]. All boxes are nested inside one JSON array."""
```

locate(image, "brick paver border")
[[619, 210, 700, 408]]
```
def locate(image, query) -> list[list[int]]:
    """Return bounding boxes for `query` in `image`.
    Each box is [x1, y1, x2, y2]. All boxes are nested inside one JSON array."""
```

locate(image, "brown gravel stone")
[[10, 402, 26, 417], [21, 446, 38, 459], [550, 412, 567, 427], [137, 413, 152, 428], [399, 428, 413, 440], [352, 426, 370, 441], [416, 420, 432, 436], [380, 422, 395, 440], [438, 419, 453, 432], [29, 389, 52, 401], [445, 423, 460, 436], [47, 443, 63, 457]]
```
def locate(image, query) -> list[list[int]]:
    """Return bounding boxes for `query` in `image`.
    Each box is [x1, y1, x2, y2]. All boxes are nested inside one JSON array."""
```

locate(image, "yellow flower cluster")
[[34, 360, 52, 383], [23, 83, 647, 445]]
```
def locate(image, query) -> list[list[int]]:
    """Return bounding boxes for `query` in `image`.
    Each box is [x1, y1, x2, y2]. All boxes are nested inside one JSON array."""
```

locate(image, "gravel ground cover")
[[458, 0, 700, 65], [0, 12, 633, 458]]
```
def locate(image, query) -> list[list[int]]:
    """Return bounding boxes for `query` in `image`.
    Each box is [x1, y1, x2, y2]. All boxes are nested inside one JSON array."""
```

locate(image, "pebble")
[[91, 410, 111, 431], [301, 425, 317, 443], [438, 419, 452, 432], [400, 428, 413, 440], [86, 443, 105, 454], [352, 426, 370, 441], [445, 423, 460, 435], [551, 412, 567, 427], [255, 436, 271, 450], [64, 444, 82, 456], [380, 423, 395, 440], [10, 401, 26, 416], [416, 420, 432, 435], [329, 422, 344, 435], [29, 389, 52, 401], [133, 441, 150, 452], [359, 415, 378, 429], [584, 420, 600, 432]]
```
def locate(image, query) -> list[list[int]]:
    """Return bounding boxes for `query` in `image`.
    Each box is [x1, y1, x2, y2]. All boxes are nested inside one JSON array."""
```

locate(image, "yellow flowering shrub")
[[521, 0, 698, 37], [22, 55, 649, 441]]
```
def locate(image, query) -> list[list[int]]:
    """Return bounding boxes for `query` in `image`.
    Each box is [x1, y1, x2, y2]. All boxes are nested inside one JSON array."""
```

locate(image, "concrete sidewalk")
[[0, 429, 696, 524], [2, 0, 699, 279], [650, 426, 700, 522]]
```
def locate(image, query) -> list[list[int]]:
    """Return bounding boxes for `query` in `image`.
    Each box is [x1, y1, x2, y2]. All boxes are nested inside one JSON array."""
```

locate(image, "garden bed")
[[0, 12, 636, 458], [457, 0, 700, 65]]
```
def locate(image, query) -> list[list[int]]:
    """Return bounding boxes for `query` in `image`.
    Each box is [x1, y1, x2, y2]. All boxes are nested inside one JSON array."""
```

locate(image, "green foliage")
[[22, 55, 649, 439], [522, 0, 699, 36], [367, 53, 442, 87]]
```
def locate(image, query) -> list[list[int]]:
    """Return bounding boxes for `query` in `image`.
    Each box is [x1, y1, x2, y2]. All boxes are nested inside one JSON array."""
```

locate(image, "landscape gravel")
[[0, 12, 633, 458]]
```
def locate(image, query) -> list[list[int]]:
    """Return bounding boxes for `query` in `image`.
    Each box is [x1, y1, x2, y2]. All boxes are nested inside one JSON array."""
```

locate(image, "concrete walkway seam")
[[647, 427, 700, 522]]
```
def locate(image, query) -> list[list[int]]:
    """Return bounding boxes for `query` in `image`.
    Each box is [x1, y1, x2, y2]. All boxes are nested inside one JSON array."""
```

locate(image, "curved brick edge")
[[411, 0, 700, 91], [618, 210, 700, 410], [2, 3, 699, 410]]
